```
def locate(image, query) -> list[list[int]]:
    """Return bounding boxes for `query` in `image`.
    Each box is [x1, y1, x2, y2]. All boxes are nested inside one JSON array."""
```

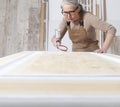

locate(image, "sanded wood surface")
[[0, 51, 120, 98], [0, 51, 120, 75]]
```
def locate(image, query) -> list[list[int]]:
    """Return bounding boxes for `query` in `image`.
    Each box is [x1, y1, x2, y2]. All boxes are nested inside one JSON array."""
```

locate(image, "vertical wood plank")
[[90, 0, 93, 13], [96, 4, 100, 43], [40, 3, 46, 50]]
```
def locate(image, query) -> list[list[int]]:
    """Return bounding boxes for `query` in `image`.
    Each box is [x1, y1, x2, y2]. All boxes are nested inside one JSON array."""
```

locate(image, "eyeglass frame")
[[61, 6, 79, 16]]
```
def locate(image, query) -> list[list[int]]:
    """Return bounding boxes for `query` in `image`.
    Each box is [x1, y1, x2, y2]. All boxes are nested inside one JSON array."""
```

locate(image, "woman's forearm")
[[102, 33, 115, 52], [95, 33, 115, 53]]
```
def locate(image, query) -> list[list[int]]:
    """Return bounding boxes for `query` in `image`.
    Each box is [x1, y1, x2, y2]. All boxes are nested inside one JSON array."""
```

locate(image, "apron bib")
[[67, 21, 99, 52]]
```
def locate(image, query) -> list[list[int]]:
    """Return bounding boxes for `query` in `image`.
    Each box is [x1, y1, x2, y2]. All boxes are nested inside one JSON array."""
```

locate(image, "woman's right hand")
[[51, 36, 61, 47]]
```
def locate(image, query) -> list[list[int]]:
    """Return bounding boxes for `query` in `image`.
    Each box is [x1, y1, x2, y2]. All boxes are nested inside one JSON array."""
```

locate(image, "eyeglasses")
[[61, 6, 78, 16]]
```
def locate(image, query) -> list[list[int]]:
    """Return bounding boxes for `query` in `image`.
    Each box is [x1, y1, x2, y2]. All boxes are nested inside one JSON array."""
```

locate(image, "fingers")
[[51, 36, 61, 47], [56, 39, 61, 47], [94, 48, 106, 53], [51, 36, 57, 47]]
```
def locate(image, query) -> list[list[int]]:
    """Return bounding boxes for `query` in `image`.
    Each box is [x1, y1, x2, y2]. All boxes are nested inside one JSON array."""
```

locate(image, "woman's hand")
[[94, 48, 106, 53], [95, 33, 115, 53], [51, 36, 61, 47]]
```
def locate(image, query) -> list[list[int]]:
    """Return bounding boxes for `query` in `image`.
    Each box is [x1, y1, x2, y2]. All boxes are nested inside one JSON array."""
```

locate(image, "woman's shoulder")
[[84, 12, 96, 19], [84, 12, 100, 23], [59, 17, 67, 30]]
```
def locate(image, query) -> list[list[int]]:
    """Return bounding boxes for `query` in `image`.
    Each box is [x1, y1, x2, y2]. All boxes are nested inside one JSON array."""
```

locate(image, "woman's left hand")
[[94, 48, 106, 53]]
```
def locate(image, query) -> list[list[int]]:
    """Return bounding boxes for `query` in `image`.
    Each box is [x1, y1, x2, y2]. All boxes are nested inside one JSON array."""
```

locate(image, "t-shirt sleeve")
[[87, 13, 117, 35]]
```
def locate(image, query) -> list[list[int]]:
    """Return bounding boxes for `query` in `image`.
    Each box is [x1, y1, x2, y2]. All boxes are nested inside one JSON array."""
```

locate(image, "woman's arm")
[[88, 13, 117, 53], [95, 33, 115, 53], [51, 17, 67, 47]]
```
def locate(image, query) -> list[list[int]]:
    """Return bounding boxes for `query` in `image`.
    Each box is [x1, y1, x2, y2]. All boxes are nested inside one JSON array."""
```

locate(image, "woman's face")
[[62, 5, 80, 22]]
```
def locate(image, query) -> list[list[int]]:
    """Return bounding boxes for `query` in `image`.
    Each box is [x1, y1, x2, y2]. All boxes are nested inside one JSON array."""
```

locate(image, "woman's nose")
[[67, 13, 72, 19]]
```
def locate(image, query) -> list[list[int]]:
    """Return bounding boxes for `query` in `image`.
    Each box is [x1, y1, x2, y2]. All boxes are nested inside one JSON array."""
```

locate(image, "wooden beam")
[[40, 3, 46, 50], [91, 0, 93, 13], [96, 4, 100, 43]]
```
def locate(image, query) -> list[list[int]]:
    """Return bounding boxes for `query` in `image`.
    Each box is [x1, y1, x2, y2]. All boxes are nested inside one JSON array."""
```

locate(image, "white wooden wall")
[[106, 0, 120, 55]]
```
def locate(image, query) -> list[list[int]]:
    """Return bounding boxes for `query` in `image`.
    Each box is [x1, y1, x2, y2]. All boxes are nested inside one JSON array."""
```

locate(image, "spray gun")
[[55, 29, 68, 52], [55, 29, 61, 48]]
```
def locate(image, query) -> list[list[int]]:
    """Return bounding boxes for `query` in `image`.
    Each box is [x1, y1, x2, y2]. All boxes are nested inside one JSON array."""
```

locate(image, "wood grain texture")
[[40, 3, 46, 50], [1, 51, 120, 75]]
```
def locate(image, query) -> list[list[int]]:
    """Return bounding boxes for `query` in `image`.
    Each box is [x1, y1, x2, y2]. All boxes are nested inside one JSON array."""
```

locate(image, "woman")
[[51, 0, 116, 53]]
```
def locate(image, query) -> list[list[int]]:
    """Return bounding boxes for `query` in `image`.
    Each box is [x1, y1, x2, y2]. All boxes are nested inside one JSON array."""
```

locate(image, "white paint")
[[1, 75, 120, 81], [106, 0, 120, 36], [91, 53, 120, 63], [0, 51, 41, 74]]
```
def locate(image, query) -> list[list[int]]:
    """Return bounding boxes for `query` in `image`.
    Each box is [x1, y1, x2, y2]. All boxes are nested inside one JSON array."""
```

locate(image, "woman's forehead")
[[62, 5, 76, 10]]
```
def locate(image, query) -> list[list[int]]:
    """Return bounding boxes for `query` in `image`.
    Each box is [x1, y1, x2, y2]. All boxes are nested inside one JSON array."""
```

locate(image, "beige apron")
[[67, 21, 99, 52]]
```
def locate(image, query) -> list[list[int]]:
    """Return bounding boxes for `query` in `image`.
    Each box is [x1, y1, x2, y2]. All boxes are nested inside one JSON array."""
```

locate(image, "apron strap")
[[66, 21, 70, 26], [66, 21, 84, 29], [79, 21, 84, 26], [67, 21, 84, 26], [66, 21, 70, 29]]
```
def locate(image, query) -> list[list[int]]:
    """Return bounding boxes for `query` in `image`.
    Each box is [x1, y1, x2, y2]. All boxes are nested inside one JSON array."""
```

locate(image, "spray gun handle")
[[56, 39, 60, 47]]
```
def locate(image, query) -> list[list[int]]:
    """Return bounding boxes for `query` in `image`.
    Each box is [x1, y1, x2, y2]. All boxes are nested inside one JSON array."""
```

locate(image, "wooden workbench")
[[0, 51, 120, 107]]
